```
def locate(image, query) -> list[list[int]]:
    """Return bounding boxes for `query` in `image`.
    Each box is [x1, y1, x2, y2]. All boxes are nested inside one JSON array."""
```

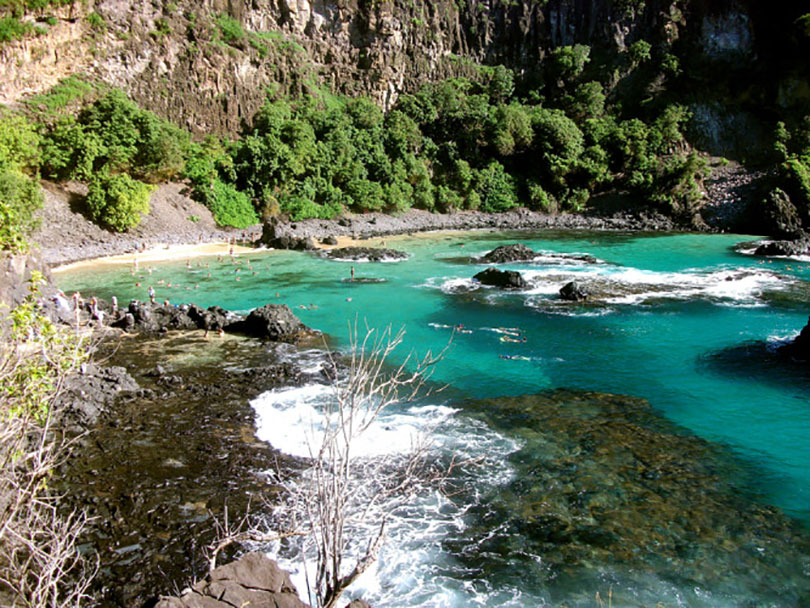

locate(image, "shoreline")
[[48, 208, 692, 270]]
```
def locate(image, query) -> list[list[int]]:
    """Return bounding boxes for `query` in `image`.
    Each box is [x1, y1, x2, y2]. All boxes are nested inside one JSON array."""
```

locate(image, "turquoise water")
[[57, 230, 810, 606]]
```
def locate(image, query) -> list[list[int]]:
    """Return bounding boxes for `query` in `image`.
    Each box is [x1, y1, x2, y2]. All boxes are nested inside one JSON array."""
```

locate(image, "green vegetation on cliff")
[[0, 110, 41, 252], [206, 55, 705, 223]]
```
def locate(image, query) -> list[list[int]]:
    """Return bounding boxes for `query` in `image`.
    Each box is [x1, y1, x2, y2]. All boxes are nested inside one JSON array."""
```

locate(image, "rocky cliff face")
[[2, 0, 806, 149]]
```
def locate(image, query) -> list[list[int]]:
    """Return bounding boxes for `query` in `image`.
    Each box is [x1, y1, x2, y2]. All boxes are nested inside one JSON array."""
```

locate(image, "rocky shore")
[[49, 299, 330, 606], [261, 207, 682, 251]]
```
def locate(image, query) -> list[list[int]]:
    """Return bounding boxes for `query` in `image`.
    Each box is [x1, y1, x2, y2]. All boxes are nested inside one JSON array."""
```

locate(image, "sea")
[[57, 229, 810, 607]]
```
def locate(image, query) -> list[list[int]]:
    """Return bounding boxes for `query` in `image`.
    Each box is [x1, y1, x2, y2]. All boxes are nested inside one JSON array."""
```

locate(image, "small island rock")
[[480, 243, 537, 264], [322, 246, 408, 262], [559, 281, 589, 301], [473, 267, 528, 289]]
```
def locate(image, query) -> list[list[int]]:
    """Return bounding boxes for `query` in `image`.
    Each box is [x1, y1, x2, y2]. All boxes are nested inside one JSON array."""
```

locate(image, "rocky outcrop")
[[105, 299, 315, 342], [559, 280, 589, 301], [231, 303, 309, 342], [155, 552, 308, 608], [780, 316, 810, 362], [322, 246, 408, 262], [263, 218, 318, 251], [753, 238, 810, 257], [480, 243, 536, 264], [53, 363, 139, 431], [473, 267, 527, 289], [0, 248, 52, 309]]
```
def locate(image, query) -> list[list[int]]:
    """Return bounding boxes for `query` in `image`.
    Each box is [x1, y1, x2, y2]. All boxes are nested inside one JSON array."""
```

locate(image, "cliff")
[[3, 0, 808, 158]]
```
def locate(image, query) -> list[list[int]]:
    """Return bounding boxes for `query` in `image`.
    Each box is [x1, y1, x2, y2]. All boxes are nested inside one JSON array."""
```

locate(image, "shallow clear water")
[[57, 230, 810, 606]]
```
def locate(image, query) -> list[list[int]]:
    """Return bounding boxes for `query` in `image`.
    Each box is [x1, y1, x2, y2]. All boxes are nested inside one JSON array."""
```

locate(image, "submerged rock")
[[460, 389, 810, 601], [155, 552, 309, 608], [322, 246, 408, 262], [473, 267, 528, 289], [559, 280, 589, 301], [480, 243, 537, 264]]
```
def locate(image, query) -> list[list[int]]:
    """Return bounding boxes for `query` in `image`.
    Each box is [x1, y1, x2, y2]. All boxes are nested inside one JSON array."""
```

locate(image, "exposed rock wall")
[[2, 0, 805, 151]]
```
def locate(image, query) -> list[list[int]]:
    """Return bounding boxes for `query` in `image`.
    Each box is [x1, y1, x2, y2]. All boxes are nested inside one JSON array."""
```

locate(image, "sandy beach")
[[52, 242, 260, 273]]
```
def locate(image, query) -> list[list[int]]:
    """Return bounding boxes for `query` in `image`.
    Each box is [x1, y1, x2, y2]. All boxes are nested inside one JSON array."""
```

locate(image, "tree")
[[272, 323, 450, 608]]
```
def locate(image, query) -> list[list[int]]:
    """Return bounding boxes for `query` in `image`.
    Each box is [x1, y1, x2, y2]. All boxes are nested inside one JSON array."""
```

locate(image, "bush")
[[85, 172, 154, 231], [0, 111, 42, 252], [475, 161, 518, 212], [74, 90, 190, 182], [200, 179, 258, 228]]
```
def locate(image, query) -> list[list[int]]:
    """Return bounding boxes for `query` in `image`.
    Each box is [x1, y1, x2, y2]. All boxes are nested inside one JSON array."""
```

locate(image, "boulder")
[[322, 246, 408, 262], [232, 304, 307, 342], [559, 281, 589, 301], [52, 363, 139, 430], [155, 552, 309, 608], [761, 187, 803, 239], [473, 267, 528, 289], [480, 243, 536, 264], [322, 235, 339, 245], [753, 238, 810, 257], [780, 316, 810, 361]]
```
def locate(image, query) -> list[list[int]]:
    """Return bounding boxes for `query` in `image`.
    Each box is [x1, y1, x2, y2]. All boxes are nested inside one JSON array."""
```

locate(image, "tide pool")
[[57, 230, 810, 606]]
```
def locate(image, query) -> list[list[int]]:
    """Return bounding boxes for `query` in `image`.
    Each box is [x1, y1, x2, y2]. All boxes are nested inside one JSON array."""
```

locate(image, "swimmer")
[[346, 297, 352, 302]]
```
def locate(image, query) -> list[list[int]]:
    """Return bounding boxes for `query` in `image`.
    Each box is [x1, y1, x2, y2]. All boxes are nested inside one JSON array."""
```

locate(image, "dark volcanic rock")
[[559, 281, 589, 301], [155, 552, 308, 608], [780, 316, 810, 361], [322, 235, 339, 245], [322, 246, 408, 262], [473, 267, 528, 289], [232, 304, 308, 342], [262, 218, 317, 250], [761, 188, 803, 239], [480, 243, 537, 264], [753, 238, 810, 257], [53, 363, 139, 430], [111, 301, 238, 334]]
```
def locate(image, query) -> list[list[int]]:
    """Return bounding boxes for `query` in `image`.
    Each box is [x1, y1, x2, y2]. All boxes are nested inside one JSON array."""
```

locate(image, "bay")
[[57, 230, 810, 606]]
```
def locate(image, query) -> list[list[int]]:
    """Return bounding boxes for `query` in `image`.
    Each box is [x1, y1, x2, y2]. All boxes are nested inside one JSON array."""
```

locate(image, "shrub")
[[200, 179, 258, 228], [628, 39, 652, 64], [86, 11, 104, 31], [0, 111, 41, 252], [85, 172, 154, 231], [75, 90, 191, 182], [475, 161, 518, 212], [0, 170, 42, 252], [215, 13, 245, 45]]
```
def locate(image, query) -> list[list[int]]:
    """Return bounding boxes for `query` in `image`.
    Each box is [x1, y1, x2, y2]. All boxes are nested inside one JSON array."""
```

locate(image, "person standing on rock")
[[148, 285, 156, 304]]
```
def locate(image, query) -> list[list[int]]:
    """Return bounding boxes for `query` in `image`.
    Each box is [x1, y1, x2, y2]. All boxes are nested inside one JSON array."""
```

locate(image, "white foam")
[[251, 382, 523, 608]]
